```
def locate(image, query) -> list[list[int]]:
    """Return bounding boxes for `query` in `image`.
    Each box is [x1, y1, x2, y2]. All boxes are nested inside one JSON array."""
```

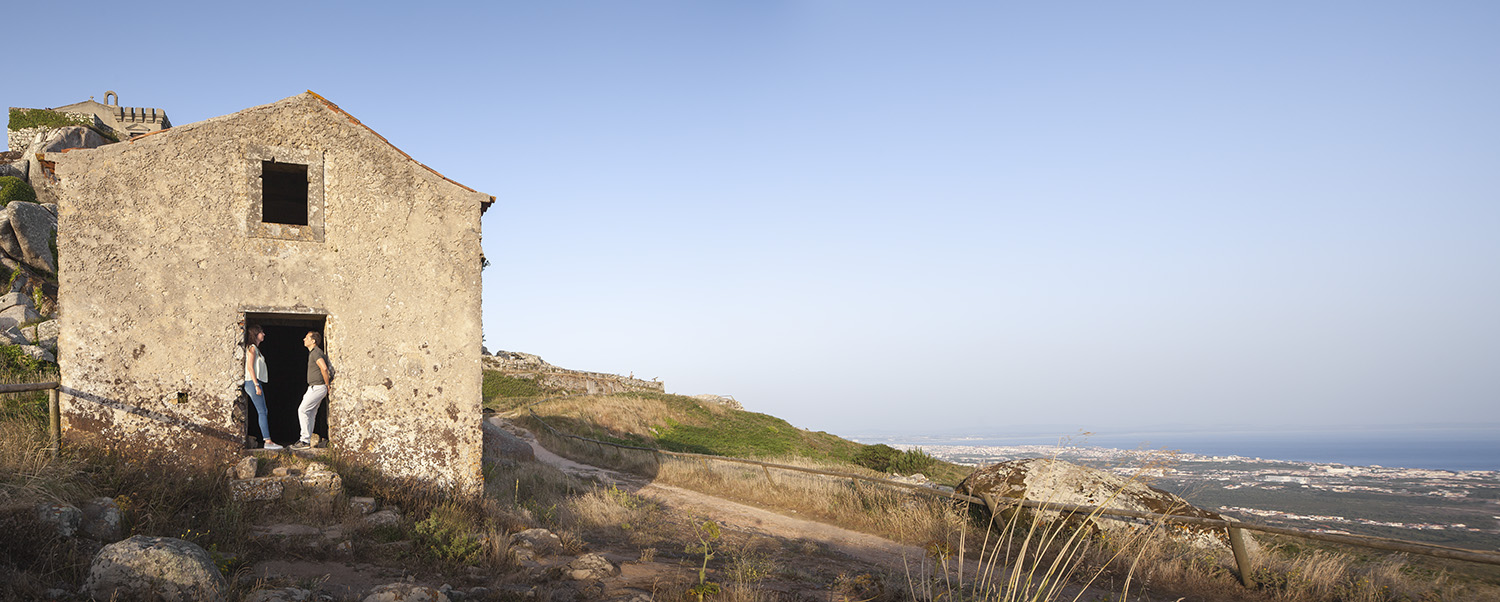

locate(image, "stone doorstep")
[[249, 447, 330, 458], [228, 471, 343, 504]]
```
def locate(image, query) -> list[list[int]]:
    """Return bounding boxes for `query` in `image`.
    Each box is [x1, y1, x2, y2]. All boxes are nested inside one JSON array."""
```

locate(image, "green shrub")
[[852, 443, 936, 475], [0, 345, 49, 373], [7, 109, 90, 132], [0, 177, 36, 206], [482, 370, 547, 399], [414, 502, 483, 565], [890, 446, 936, 474]]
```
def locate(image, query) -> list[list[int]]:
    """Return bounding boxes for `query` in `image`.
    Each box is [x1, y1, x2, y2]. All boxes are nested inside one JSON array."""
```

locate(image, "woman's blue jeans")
[[244, 380, 271, 443]]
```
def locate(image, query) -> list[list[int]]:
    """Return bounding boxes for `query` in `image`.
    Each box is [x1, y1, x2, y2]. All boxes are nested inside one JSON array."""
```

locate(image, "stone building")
[[8, 91, 170, 150], [49, 92, 492, 493]]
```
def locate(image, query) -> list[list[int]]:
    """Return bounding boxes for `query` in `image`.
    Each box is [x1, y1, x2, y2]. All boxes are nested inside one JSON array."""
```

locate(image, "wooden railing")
[[524, 404, 1500, 587], [0, 381, 62, 460]]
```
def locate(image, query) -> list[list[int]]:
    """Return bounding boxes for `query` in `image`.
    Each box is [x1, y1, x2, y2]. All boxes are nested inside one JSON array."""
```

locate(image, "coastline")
[[857, 428, 1500, 472]]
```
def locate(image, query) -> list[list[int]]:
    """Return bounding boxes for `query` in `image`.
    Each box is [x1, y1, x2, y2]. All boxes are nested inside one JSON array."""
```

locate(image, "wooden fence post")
[[48, 387, 61, 461], [761, 464, 775, 486], [1229, 526, 1254, 588], [981, 493, 1002, 518]]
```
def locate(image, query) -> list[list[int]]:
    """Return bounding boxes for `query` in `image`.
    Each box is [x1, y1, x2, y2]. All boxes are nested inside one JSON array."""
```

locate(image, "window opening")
[[261, 161, 309, 225]]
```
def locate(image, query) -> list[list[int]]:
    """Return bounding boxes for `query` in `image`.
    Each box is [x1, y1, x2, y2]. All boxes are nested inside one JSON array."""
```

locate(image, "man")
[[292, 331, 331, 450]]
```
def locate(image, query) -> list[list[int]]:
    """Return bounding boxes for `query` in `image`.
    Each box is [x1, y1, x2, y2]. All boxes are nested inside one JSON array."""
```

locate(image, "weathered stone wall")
[[52, 93, 488, 493]]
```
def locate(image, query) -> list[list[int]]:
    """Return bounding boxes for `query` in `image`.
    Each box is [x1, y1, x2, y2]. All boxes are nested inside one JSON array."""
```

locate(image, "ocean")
[[862, 428, 1500, 472]]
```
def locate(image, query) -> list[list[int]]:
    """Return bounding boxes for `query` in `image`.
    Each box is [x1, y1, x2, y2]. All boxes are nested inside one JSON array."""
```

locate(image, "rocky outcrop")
[[958, 458, 1239, 550], [691, 394, 743, 410], [0, 159, 57, 353], [18, 125, 109, 156], [484, 350, 665, 396], [83, 535, 227, 602], [7, 201, 56, 274], [0, 286, 55, 360]]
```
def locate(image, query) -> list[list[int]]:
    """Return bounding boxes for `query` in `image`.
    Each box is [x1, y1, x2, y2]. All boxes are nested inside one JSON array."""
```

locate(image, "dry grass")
[[494, 393, 684, 441], [528, 421, 971, 550], [560, 484, 672, 546], [539, 424, 1500, 602], [659, 453, 969, 547]]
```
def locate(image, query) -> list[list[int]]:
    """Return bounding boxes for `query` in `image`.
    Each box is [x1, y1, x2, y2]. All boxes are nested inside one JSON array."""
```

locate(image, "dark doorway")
[[244, 313, 328, 446]]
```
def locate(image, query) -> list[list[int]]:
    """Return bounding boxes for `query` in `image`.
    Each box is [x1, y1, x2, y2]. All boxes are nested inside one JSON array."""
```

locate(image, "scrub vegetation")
[[495, 373, 1500, 602], [0, 366, 1494, 600]]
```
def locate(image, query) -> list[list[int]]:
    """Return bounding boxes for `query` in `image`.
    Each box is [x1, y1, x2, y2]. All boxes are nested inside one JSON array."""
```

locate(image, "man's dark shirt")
[[307, 347, 328, 386]]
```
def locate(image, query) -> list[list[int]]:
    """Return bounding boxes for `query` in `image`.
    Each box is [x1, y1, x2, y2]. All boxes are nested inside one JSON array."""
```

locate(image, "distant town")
[[907, 443, 1500, 551]]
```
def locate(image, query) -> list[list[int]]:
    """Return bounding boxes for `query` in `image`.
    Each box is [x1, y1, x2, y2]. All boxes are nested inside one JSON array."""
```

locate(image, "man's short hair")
[[307, 331, 323, 348]]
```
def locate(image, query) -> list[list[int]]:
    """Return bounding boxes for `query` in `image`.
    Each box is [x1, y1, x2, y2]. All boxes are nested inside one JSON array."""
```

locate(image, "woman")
[[244, 325, 282, 450]]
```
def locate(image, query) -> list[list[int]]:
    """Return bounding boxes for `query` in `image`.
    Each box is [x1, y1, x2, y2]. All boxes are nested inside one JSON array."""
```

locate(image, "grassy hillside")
[[483, 371, 971, 485]]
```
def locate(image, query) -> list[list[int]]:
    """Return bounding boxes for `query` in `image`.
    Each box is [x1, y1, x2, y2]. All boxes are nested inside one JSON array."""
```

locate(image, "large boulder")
[[0, 325, 29, 345], [16, 344, 55, 363], [29, 319, 58, 350], [957, 458, 1236, 550], [560, 553, 618, 581], [0, 292, 33, 315], [0, 160, 25, 181], [510, 528, 563, 562], [24, 126, 108, 155], [0, 207, 24, 259], [7, 201, 56, 273], [0, 304, 41, 331], [84, 535, 227, 602], [35, 502, 81, 538], [80, 497, 122, 540], [482, 416, 535, 465], [228, 456, 258, 480]]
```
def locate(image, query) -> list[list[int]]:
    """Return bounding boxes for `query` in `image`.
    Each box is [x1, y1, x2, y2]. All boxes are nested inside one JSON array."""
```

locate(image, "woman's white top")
[[246, 344, 269, 382]]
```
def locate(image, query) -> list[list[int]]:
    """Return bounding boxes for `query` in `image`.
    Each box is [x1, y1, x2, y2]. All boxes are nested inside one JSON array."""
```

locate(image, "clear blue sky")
[[10, 2, 1498, 439]]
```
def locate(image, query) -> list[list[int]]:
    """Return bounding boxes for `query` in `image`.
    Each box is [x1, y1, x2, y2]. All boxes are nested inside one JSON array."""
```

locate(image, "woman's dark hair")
[[245, 325, 263, 346]]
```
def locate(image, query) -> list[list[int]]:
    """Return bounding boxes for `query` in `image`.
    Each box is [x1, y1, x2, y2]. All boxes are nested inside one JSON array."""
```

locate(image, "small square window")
[[261, 161, 309, 226], [247, 147, 323, 242]]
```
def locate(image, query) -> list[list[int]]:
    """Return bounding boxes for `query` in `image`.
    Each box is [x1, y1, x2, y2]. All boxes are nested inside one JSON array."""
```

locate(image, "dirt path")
[[509, 421, 1172, 601], [526, 434, 933, 571]]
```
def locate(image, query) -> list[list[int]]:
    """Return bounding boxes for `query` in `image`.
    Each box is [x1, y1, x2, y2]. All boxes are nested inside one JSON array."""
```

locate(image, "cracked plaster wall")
[[52, 93, 486, 493]]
